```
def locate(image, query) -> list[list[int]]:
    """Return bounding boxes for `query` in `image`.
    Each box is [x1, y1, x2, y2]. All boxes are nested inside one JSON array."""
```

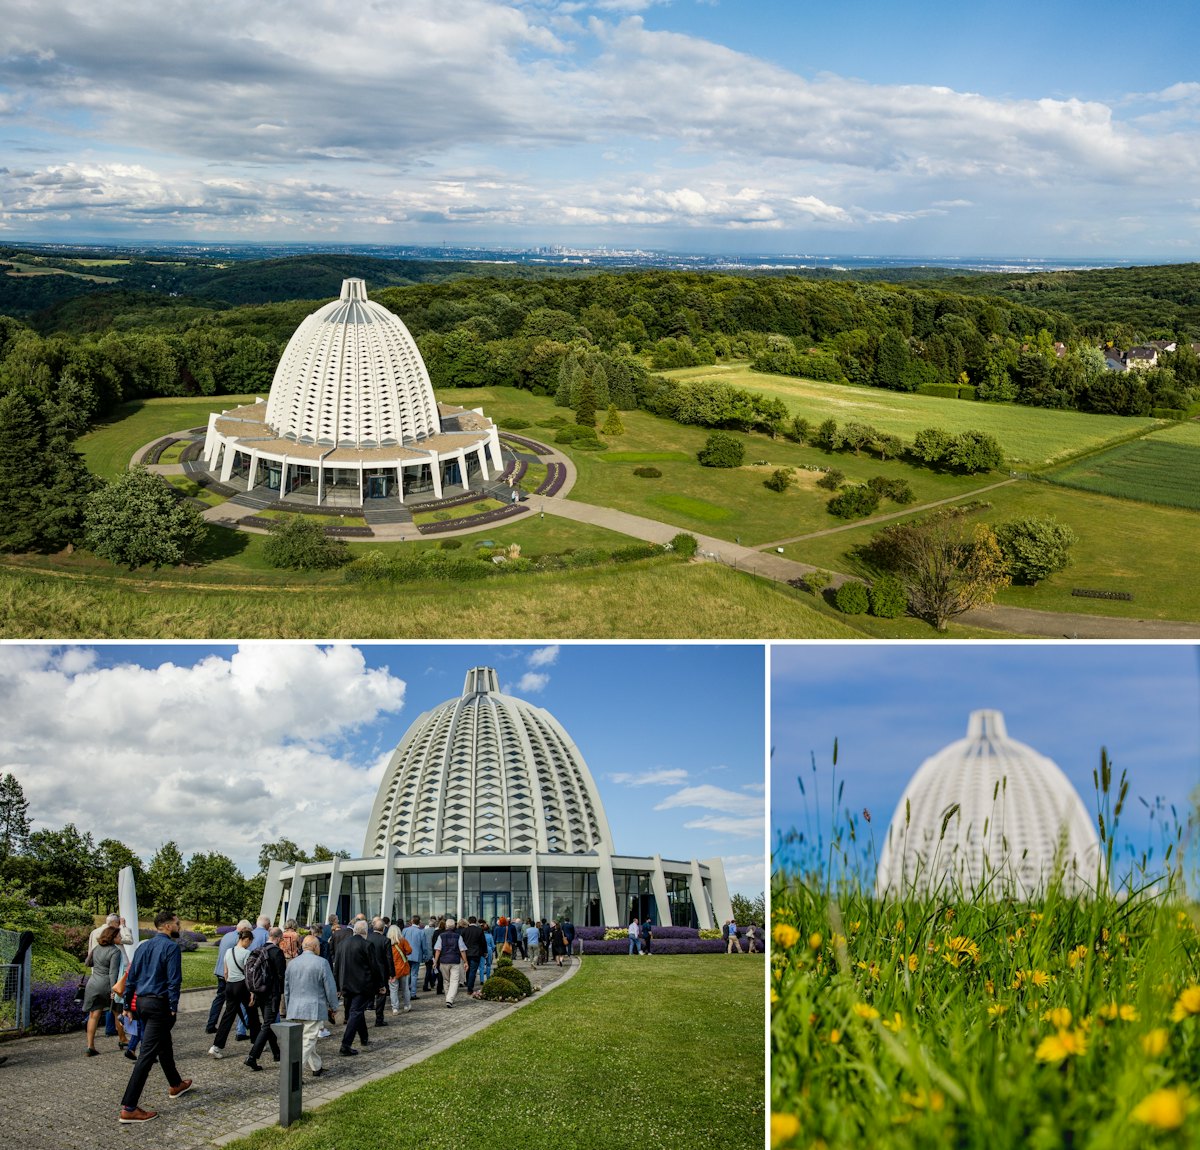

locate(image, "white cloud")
[[514, 671, 551, 693], [0, 645, 406, 873], [654, 783, 763, 816], [609, 768, 689, 786], [527, 645, 560, 668]]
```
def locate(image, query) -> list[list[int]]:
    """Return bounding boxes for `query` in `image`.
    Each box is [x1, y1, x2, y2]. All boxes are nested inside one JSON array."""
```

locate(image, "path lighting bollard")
[[275, 1020, 303, 1127]]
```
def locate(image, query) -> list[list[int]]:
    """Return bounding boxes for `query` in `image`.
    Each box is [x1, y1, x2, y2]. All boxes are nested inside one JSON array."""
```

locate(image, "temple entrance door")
[[480, 891, 511, 923]]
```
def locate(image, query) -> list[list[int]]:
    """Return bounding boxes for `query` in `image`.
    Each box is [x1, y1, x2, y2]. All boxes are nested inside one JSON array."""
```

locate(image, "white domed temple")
[[261, 668, 732, 928], [203, 279, 502, 506], [875, 710, 1103, 899]]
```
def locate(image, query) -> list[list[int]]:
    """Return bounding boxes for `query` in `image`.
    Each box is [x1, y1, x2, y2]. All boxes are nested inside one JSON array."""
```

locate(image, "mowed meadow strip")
[[230, 956, 763, 1150], [1046, 437, 1200, 510]]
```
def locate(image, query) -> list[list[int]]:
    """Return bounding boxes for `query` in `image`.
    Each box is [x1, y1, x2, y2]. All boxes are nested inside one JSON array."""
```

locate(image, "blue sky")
[[772, 644, 1200, 887], [0, 643, 766, 894], [2, 0, 1198, 255]]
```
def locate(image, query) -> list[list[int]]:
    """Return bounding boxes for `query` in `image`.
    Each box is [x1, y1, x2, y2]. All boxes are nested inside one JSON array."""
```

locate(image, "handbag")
[[501, 941, 513, 956], [73, 975, 87, 1004]]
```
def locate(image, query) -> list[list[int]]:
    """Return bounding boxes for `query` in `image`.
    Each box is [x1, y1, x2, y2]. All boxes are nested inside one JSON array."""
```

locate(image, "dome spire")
[[967, 709, 1007, 740], [340, 277, 367, 301], [463, 667, 499, 695]]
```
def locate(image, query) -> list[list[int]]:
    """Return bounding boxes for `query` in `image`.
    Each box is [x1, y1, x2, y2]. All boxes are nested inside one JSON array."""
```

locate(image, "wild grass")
[[1045, 439, 1200, 510], [231, 957, 763, 1150], [0, 559, 865, 639], [661, 362, 1165, 467], [772, 751, 1200, 1149]]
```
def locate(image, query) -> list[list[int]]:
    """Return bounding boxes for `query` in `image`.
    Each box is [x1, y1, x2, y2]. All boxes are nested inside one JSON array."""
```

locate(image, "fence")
[[0, 927, 32, 1032]]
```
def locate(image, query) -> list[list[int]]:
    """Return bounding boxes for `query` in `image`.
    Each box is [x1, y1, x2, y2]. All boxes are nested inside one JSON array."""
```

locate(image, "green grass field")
[[180, 948, 218, 991], [232, 956, 763, 1150], [661, 362, 1165, 467], [1045, 426, 1200, 510], [0, 558, 866, 638]]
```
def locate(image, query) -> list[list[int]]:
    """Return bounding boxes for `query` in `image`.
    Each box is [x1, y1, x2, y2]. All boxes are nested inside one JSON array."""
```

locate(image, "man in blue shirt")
[[205, 918, 252, 1034], [119, 910, 193, 1124]]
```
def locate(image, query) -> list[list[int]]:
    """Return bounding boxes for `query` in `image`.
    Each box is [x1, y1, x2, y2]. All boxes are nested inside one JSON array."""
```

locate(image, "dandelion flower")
[[852, 1003, 880, 1021], [1171, 986, 1200, 1022], [987, 1004, 1007, 1017], [1141, 1028, 1169, 1056], [773, 924, 800, 949], [1035, 1028, 1087, 1063], [829, 1028, 841, 1045], [1131, 1087, 1193, 1131], [1041, 1006, 1072, 1028], [1097, 1002, 1138, 1022], [882, 1012, 904, 1033], [1067, 944, 1088, 969], [900, 1089, 945, 1112], [906, 953, 919, 973], [770, 1113, 800, 1147], [944, 936, 981, 967]]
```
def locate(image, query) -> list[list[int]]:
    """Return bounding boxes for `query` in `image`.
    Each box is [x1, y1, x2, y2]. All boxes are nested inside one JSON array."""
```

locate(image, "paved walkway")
[[0, 959, 575, 1147]]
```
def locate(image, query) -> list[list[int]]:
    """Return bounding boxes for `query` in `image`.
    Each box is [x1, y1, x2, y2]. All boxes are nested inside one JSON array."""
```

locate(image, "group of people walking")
[[107, 906, 571, 1124]]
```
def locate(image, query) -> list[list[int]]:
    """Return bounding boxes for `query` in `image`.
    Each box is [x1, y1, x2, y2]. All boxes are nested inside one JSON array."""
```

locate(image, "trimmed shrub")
[[670, 532, 699, 558], [827, 485, 881, 519], [496, 965, 533, 996], [764, 468, 793, 493], [697, 432, 745, 468], [835, 581, 870, 615], [536, 415, 569, 428], [816, 468, 844, 491], [30, 979, 87, 1035], [479, 975, 524, 1002], [868, 573, 908, 618], [611, 542, 663, 563], [867, 476, 915, 504], [439, 539, 463, 550], [554, 424, 599, 445], [633, 466, 662, 478]]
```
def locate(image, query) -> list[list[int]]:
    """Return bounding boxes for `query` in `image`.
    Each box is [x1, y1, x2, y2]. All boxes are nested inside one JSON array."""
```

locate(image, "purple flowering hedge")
[[30, 980, 87, 1035], [215, 925, 236, 936], [181, 929, 207, 945]]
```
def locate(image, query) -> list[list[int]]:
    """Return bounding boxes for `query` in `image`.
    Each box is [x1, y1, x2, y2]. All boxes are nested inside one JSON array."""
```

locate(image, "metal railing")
[[1, 927, 32, 1032]]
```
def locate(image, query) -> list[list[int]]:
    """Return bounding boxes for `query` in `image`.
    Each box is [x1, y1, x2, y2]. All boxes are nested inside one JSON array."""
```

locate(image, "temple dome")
[[264, 278, 440, 448], [875, 710, 1103, 898], [363, 667, 616, 858]]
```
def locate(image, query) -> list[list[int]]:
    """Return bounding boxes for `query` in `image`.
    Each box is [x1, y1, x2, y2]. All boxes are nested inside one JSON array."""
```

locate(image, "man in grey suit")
[[283, 935, 338, 1076]]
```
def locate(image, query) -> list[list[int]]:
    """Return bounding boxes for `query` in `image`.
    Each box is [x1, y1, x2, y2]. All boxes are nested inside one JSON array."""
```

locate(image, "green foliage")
[[554, 424, 600, 445], [633, 466, 662, 478], [439, 538, 463, 550], [765, 468, 794, 493], [479, 975, 524, 1001], [262, 516, 351, 571], [183, 850, 249, 922], [1046, 435, 1200, 510], [950, 429, 1006, 473], [815, 418, 840, 450], [145, 841, 186, 913], [83, 466, 207, 569], [495, 964, 533, 996], [730, 892, 765, 925], [994, 517, 1078, 585], [697, 431, 745, 468], [671, 532, 699, 558], [0, 772, 31, 860], [816, 468, 844, 491], [601, 403, 625, 436], [826, 485, 881, 520], [868, 573, 908, 618], [834, 580, 870, 614], [866, 476, 915, 504]]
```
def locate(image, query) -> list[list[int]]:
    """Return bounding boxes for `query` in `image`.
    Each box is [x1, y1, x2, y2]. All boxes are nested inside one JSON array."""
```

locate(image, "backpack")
[[244, 947, 273, 996]]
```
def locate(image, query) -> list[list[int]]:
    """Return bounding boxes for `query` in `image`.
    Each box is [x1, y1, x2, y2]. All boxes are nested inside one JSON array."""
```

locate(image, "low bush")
[[496, 965, 533, 996], [30, 979, 87, 1034], [499, 417, 532, 429], [479, 975, 524, 1002], [554, 425, 600, 444], [764, 468, 793, 493], [439, 539, 463, 550], [633, 466, 662, 478], [866, 475, 915, 504], [611, 542, 663, 563], [536, 415, 569, 428], [868, 573, 908, 618], [670, 532, 699, 558], [45, 923, 90, 961], [816, 468, 844, 491], [835, 581, 870, 615], [827, 485, 881, 519], [697, 431, 745, 468], [263, 516, 350, 570]]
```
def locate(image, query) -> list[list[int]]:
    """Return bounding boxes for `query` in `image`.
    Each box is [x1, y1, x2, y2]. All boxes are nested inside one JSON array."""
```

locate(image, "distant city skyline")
[[3, 1, 1199, 256]]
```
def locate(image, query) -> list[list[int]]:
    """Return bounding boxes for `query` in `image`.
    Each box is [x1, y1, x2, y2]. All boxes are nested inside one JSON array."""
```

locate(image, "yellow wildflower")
[[1067, 944, 1088, 969], [985, 978, 995, 996], [895, 918, 905, 932], [1030, 912, 1043, 923], [987, 1004, 1007, 1017], [773, 924, 800, 949], [1131, 1087, 1194, 1131], [1035, 1028, 1087, 1063], [849, 920, 861, 934], [1171, 985, 1200, 1022], [1041, 1006, 1072, 1028], [1013, 969, 1051, 991], [1097, 1002, 1138, 1022], [852, 1002, 880, 1020], [829, 1028, 841, 1045], [770, 1113, 800, 1147], [943, 936, 981, 967], [1141, 1028, 1170, 1056], [882, 1012, 904, 1033], [906, 953, 919, 973], [770, 988, 779, 1006], [900, 1088, 945, 1112]]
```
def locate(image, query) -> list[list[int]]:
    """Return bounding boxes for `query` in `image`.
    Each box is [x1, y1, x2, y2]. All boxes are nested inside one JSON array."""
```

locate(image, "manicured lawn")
[[231, 956, 763, 1150], [255, 508, 368, 527], [782, 479, 1200, 622], [180, 948, 218, 991], [166, 476, 229, 507], [79, 394, 257, 481], [0, 558, 866, 638], [661, 362, 1165, 467], [413, 498, 505, 525]]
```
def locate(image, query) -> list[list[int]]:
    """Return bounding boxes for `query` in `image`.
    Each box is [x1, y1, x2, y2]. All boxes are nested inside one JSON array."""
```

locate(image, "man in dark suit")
[[461, 916, 486, 993], [367, 917, 394, 1027], [333, 921, 382, 1056]]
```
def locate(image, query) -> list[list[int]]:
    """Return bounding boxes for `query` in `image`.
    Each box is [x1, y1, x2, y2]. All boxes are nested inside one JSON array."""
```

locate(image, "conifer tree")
[[601, 403, 625, 435], [575, 373, 597, 427], [554, 354, 575, 407], [0, 773, 31, 861]]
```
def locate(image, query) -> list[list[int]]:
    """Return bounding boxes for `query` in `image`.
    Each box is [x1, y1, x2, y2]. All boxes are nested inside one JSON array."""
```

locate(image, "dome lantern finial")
[[340, 278, 367, 302], [967, 709, 1007, 740], [463, 667, 499, 696]]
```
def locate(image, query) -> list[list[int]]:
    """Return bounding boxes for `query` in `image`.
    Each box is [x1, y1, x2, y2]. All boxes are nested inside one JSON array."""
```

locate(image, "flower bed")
[[30, 979, 87, 1035]]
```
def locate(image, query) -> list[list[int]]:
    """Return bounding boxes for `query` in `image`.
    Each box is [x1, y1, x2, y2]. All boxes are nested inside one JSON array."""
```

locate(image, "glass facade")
[[394, 869, 456, 923], [462, 867, 532, 923], [538, 868, 602, 926], [613, 869, 657, 926], [666, 873, 697, 928], [348, 872, 383, 921], [289, 874, 329, 927]]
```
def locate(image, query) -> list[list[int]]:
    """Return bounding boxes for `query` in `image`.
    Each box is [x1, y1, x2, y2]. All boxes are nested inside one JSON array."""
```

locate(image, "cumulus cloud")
[[514, 671, 551, 693], [527, 645, 559, 668], [0, 646, 406, 872], [653, 783, 764, 839], [609, 768, 689, 786]]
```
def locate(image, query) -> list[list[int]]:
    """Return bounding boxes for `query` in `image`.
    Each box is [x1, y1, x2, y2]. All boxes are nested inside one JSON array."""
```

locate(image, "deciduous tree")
[[83, 466, 208, 569], [995, 518, 1078, 585]]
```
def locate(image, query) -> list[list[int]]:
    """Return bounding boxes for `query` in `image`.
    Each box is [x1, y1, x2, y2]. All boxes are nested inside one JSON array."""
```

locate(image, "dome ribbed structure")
[[876, 710, 1103, 898], [265, 277, 439, 447], [363, 667, 615, 858]]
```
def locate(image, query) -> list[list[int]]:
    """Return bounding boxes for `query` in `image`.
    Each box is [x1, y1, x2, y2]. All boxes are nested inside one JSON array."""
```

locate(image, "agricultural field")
[[1045, 421, 1200, 510], [662, 362, 1165, 467], [772, 875, 1200, 1148]]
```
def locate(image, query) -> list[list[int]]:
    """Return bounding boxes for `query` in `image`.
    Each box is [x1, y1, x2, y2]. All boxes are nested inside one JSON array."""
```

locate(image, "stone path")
[[0, 959, 574, 1147]]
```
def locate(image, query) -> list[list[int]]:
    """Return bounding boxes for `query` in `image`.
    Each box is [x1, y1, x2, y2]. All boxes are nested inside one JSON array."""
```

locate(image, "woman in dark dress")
[[549, 920, 568, 968], [82, 925, 123, 1056]]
